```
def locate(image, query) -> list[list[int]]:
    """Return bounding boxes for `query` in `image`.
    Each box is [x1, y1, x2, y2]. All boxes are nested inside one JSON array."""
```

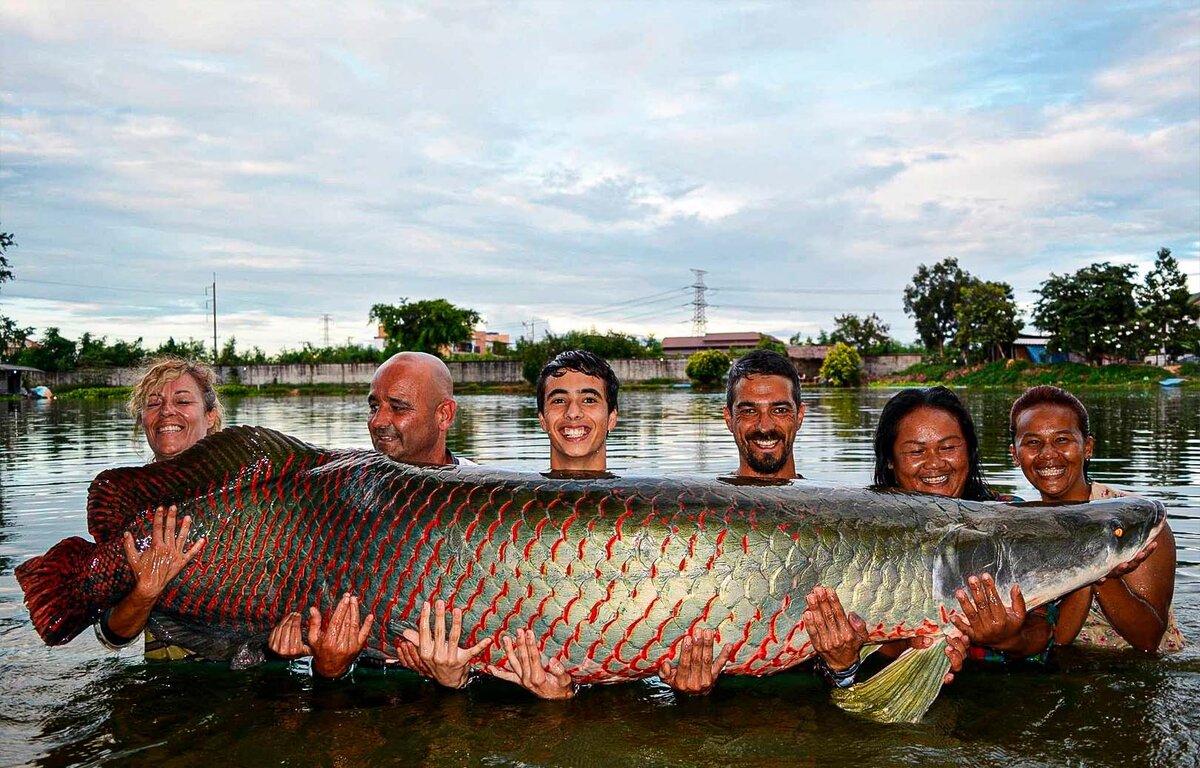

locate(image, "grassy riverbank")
[[876, 360, 1197, 388]]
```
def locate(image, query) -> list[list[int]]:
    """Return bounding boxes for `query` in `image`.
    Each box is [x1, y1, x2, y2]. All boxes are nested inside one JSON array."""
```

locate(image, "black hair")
[[872, 386, 992, 501], [725, 349, 802, 411], [1009, 384, 1092, 481], [536, 350, 619, 414]]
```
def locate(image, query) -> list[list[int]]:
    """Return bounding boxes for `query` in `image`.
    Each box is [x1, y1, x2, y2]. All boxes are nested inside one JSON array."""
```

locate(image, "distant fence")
[[38, 358, 692, 389], [33, 354, 913, 390]]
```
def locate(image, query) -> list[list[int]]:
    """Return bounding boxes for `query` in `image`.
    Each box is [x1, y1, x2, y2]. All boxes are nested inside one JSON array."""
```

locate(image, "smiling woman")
[[96, 357, 224, 659]]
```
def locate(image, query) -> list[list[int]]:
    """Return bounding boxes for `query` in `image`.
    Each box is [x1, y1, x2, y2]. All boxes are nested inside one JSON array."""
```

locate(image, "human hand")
[[657, 627, 733, 695], [802, 586, 869, 672], [397, 599, 492, 689], [950, 574, 1026, 648], [483, 627, 575, 700], [309, 593, 374, 678], [910, 628, 968, 684], [122, 505, 205, 602], [1098, 539, 1158, 584], [267, 611, 311, 660]]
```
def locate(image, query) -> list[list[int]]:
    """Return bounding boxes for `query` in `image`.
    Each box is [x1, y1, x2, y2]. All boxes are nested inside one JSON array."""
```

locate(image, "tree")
[[903, 258, 975, 357], [954, 280, 1023, 363], [819, 342, 862, 387], [0, 228, 32, 359], [369, 298, 481, 357], [76, 333, 146, 368], [153, 337, 209, 360], [15, 327, 77, 372], [823, 313, 894, 354], [1033, 262, 1139, 364], [515, 329, 662, 385], [1138, 248, 1200, 359], [754, 336, 788, 356], [685, 350, 731, 387]]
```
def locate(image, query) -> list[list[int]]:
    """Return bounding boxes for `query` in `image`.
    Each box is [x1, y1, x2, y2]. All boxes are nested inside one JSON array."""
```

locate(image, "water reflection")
[[0, 389, 1197, 766]]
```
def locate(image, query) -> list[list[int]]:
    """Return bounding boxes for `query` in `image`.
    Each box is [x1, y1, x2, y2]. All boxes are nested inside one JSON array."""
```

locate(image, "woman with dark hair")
[[1009, 385, 1183, 652]]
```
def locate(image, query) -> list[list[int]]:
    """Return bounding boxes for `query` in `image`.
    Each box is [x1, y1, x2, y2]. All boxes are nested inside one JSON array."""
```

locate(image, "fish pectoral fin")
[[831, 637, 950, 724], [147, 614, 254, 664]]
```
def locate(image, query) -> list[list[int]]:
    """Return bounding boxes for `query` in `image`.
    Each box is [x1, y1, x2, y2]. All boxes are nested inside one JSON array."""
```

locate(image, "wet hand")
[[267, 611, 311, 660], [484, 628, 575, 700], [397, 599, 492, 689], [1098, 539, 1158, 584], [122, 505, 205, 603], [910, 628, 968, 684], [802, 586, 868, 672], [950, 574, 1026, 648], [658, 627, 733, 695], [310, 593, 374, 678]]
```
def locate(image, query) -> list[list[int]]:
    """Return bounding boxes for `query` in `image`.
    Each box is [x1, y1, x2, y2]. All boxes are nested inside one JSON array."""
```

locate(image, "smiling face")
[[723, 374, 804, 479], [538, 369, 617, 471], [1011, 403, 1094, 502], [141, 373, 217, 461], [367, 356, 455, 465], [891, 406, 970, 498]]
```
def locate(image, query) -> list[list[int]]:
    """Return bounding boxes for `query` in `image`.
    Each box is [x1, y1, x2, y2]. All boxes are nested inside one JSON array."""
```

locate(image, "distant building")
[[455, 330, 511, 355], [1012, 336, 1073, 364], [661, 332, 782, 357], [787, 344, 832, 380]]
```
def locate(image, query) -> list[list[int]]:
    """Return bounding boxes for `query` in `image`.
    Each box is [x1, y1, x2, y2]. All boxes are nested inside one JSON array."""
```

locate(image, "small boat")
[[30, 385, 53, 399], [1159, 378, 1185, 388]]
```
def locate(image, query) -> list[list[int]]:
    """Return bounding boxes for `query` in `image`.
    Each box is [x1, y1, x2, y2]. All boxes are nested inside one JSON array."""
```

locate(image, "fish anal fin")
[[147, 614, 256, 664], [831, 637, 950, 724]]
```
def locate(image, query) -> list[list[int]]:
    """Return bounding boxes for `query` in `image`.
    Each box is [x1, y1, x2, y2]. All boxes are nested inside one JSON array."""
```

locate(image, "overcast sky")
[[2, 1, 1197, 354]]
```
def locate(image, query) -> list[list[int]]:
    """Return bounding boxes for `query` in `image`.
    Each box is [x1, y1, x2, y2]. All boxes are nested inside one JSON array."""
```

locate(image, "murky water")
[[1, 388, 1197, 767]]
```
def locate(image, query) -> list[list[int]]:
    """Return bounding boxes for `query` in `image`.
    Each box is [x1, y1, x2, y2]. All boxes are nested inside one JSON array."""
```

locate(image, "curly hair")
[[128, 356, 224, 432]]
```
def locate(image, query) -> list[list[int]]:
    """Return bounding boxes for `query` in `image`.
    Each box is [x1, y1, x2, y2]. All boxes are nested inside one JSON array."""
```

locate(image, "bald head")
[[367, 352, 457, 464]]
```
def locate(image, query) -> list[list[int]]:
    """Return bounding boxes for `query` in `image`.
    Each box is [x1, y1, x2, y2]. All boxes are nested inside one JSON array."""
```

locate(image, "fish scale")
[[18, 426, 1162, 689]]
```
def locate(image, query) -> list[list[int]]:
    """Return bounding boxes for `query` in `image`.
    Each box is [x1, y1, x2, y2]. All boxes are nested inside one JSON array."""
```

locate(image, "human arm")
[[657, 628, 734, 695], [1091, 526, 1174, 652], [483, 628, 576, 700], [951, 574, 1053, 657], [100, 505, 205, 644], [394, 599, 493, 689], [266, 594, 375, 678]]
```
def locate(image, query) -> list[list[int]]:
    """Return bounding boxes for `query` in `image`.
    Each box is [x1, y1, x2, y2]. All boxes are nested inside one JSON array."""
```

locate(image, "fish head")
[[935, 496, 1165, 609]]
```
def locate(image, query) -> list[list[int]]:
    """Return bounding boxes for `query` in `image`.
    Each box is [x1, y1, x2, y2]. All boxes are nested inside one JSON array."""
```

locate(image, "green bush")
[[820, 343, 862, 387], [686, 350, 731, 387]]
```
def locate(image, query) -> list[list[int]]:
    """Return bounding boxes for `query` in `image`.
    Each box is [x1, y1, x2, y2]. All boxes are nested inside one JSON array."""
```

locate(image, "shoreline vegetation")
[[16, 360, 1196, 402]]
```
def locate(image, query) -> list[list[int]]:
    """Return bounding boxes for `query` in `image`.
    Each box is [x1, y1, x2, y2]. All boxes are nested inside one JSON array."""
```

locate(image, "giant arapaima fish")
[[17, 426, 1164, 722]]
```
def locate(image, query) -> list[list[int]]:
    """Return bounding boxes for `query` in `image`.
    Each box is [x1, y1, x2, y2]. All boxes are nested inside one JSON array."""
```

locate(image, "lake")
[[1, 388, 1197, 767]]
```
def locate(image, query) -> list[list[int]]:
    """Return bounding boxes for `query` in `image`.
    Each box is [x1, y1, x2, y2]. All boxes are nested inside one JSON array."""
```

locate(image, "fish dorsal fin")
[[87, 426, 325, 543]]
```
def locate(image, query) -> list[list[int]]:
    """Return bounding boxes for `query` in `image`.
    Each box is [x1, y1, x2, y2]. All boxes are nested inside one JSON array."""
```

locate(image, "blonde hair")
[[128, 356, 224, 433]]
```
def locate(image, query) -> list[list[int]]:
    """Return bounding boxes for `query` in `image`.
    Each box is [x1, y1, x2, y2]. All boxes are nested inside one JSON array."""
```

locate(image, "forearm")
[[987, 616, 1053, 656], [1094, 578, 1167, 652], [103, 591, 157, 640], [1054, 587, 1093, 646]]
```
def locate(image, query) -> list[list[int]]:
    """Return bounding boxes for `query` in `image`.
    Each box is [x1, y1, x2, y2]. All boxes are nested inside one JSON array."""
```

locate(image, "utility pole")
[[205, 274, 218, 363], [690, 268, 708, 336], [522, 318, 545, 342], [320, 314, 332, 348]]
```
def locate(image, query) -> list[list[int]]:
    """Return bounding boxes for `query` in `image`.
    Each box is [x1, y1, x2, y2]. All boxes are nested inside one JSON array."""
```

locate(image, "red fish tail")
[[15, 536, 130, 645]]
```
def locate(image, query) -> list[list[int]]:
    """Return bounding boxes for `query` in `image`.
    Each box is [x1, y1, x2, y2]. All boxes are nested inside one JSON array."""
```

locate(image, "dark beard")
[[742, 432, 791, 475]]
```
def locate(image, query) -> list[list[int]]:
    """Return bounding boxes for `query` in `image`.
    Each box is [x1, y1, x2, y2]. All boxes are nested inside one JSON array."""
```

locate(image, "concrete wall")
[[38, 357, 693, 389], [862, 354, 923, 378]]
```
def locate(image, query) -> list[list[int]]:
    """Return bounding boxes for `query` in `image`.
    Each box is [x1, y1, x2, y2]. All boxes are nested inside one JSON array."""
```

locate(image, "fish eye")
[[1109, 518, 1124, 538]]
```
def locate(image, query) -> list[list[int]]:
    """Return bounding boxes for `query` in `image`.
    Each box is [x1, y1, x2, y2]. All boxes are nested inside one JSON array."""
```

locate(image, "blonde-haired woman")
[[96, 357, 222, 658]]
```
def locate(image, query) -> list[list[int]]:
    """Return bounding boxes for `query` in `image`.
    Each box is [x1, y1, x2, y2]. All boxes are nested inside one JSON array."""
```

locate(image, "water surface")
[[1, 388, 1197, 766]]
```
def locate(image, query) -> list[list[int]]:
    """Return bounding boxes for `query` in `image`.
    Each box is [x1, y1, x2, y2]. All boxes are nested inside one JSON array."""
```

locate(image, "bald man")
[[368, 351, 472, 465], [269, 351, 484, 680]]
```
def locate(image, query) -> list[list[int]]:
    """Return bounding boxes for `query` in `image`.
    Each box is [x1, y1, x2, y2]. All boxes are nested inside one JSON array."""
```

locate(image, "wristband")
[[815, 656, 859, 688]]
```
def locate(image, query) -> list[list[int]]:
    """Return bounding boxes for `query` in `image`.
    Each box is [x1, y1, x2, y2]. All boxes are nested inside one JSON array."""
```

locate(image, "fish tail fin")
[[831, 638, 950, 724], [15, 536, 106, 645]]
